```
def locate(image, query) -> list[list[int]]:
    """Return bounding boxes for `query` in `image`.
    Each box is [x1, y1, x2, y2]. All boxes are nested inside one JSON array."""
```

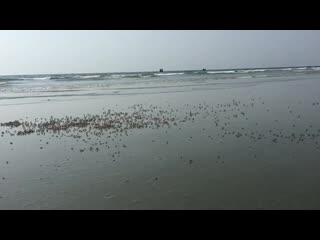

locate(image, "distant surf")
[[78, 75, 101, 79], [207, 70, 236, 74], [155, 73, 185, 76], [19, 77, 51, 80], [0, 66, 320, 102], [311, 67, 320, 70], [238, 69, 267, 73]]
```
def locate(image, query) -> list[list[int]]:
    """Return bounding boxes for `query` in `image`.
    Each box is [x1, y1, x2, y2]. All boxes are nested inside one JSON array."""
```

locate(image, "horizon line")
[[1, 64, 319, 76]]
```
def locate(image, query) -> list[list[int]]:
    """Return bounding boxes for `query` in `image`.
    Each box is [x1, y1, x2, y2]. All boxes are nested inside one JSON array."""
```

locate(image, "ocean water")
[[0, 66, 320, 209], [0, 66, 319, 102]]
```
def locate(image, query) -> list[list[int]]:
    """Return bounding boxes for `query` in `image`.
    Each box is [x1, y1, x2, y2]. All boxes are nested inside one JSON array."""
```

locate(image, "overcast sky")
[[0, 30, 320, 75]]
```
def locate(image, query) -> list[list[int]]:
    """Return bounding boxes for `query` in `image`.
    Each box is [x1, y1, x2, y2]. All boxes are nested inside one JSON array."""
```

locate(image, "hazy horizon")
[[1, 30, 320, 75], [1, 64, 320, 77]]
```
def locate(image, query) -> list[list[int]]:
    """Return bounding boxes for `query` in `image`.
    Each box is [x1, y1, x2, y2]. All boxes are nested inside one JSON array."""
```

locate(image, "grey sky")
[[0, 30, 320, 75]]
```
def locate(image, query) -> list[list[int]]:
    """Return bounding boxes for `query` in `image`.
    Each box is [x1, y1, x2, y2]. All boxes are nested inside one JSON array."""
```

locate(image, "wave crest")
[[207, 70, 236, 74]]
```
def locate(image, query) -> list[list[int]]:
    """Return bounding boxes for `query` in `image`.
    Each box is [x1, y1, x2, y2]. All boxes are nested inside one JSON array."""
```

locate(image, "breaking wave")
[[19, 77, 51, 80], [207, 70, 236, 74], [78, 75, 101, 79], [238, 69, 267, 73], [155, 73, 185, 76]]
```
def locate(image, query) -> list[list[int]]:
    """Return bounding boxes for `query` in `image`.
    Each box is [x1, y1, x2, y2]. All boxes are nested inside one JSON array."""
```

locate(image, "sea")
[[1, 66, 320, 102]]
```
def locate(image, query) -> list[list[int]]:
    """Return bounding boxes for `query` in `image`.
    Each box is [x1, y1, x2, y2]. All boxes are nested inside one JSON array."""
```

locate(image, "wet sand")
[[1, 76, 320, 209]]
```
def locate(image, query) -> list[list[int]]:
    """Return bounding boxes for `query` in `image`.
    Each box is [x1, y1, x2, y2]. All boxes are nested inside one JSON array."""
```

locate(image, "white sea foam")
[[207, 70, 236, 74], [155, 73, 184, 76], [20, 77, 51, 80], [109, 74, 142, 78], [79, 75, 101, 79], [239, 69, 266, 73], [109, 74, 124, 78]]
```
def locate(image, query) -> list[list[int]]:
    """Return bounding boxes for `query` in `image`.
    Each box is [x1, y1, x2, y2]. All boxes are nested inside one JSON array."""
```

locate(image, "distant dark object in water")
[[159, 69, 163, 72], [202, 69, 206, 72]]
